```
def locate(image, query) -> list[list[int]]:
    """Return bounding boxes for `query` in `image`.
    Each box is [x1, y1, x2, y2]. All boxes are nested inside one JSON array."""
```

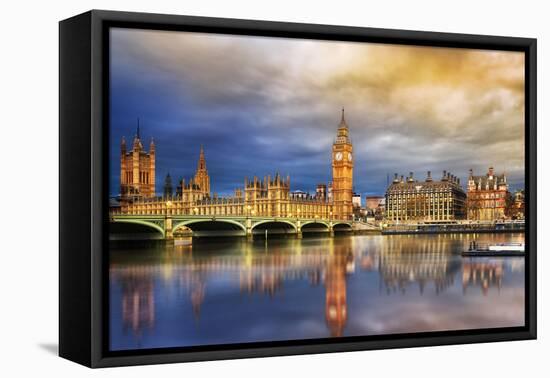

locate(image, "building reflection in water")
[[377, 236, 460, 295], [462, 260, 504, 295], [110, 234, 518, 339], [114, 266, 155, 336], [324, 249, 353, 336]]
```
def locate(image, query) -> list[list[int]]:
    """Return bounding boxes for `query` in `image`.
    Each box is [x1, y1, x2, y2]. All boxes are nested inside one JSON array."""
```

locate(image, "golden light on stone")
[[117, 110, 355, 221]]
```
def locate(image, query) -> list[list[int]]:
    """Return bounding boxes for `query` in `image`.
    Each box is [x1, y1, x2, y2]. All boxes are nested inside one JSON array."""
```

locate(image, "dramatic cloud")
[[109, 28, 525, 197]]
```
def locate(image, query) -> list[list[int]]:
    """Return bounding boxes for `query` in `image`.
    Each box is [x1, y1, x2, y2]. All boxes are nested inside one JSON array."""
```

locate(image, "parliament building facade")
[[116, 110, 355, 221]]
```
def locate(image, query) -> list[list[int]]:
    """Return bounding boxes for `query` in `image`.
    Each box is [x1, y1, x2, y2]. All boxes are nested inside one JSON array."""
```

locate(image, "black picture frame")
[[59, 9, 537, 368]]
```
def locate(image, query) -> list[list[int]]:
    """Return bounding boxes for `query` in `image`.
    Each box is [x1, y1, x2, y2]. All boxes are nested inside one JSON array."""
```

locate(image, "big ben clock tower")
[[332, 108, 354, 220]]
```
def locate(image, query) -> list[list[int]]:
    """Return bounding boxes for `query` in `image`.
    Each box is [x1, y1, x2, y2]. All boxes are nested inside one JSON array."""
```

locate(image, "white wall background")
[[0, 0, 547, 375]]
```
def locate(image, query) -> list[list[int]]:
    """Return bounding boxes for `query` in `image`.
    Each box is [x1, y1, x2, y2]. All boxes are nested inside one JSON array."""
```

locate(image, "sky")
[[109, 27, 525, 198]]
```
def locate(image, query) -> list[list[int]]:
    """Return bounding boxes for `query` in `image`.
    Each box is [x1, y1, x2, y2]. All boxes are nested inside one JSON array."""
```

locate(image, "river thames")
[[109, 233, 525, 351]]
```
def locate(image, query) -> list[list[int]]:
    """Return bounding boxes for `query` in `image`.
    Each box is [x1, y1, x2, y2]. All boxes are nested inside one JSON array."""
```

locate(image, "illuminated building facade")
[[352, 193, 362, 208], [512, 190, 525, 219], [467, 167, 509, 221], [117, 110, 356, 220], [385, 171, 467, 223], [316, 184, 327, 201], [366, 196, 384, 212], [331, 109, 354, 220], [365, 195, 385, 219], [119, 125, 156, 200], [193, 145, 210, 197]]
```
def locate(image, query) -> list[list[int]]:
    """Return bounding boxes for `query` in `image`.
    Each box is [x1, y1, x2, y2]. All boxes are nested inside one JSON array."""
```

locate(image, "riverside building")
[[385, 171, 467, 223], [466, 167, 509, 221]]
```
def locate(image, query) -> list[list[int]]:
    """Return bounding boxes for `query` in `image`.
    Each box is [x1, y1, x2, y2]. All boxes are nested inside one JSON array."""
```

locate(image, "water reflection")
[[117, 267, 155, 339], [109, 233, 525, 350], [378, 236, 460, 295]]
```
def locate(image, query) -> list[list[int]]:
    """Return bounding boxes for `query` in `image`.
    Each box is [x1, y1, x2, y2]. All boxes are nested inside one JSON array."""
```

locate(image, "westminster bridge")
[[110, 213, 379, 240]]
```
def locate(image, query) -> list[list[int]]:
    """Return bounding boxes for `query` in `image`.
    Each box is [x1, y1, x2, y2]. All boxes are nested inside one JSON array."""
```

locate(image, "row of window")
[[468, 193, 507, 199], [121, 171, 152, 185]]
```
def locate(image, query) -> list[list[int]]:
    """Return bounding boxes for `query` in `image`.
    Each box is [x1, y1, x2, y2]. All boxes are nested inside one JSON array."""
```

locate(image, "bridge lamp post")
[[193, 207, 198, 215], [246, 205, 251, 217], [166, 200, 172, 215]]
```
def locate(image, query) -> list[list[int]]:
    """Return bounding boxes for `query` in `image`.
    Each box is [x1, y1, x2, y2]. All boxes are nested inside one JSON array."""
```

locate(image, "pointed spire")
[[339, 107, 348, 128], [336, 108, 350, 143], [133, 118, 143, 150], [197, 145, 206, 171]]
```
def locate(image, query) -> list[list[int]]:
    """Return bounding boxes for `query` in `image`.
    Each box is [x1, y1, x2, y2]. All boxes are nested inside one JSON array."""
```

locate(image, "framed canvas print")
[[59, 10, 536, 368]]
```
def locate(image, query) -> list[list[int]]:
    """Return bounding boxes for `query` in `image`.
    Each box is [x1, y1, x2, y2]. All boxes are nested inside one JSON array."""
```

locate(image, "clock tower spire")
[[332, 108, 354, 220]]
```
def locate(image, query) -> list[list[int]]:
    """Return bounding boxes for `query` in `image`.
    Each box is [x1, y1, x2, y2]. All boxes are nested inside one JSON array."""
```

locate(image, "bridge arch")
[[301, 220, 330, 228], [251, 219, 298, 232], [173, 218, 247, 233], [332, 222, 353, 231], [111, 218, 165, 237], [301, 221, 330, 234]]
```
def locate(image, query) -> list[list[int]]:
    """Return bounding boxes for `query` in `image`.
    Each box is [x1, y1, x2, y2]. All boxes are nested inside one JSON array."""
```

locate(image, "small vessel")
[[462, 241, 525, 256]]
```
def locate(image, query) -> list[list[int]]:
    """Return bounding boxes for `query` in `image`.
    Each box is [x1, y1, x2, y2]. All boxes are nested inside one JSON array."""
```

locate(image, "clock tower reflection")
[[325, 247, 353, 337]]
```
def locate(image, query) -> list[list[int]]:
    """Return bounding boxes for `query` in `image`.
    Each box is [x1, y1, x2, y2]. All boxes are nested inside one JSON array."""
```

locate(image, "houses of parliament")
[[116, 109, 355, 221]]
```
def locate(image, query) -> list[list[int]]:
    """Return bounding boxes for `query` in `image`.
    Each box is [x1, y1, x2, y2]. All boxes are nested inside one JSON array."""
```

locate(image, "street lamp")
[[193, 207, 198, 215]]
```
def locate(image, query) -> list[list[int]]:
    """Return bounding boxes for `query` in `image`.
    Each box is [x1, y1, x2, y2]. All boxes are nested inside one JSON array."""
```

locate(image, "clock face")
[[347, 152, 353, 161], [335, 152, 343, 161]]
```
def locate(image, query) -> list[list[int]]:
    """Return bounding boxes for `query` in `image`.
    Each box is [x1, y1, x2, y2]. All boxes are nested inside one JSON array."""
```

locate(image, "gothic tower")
[[194, 145, 211, 197], [163, 173, 173, 198], [120, 121, 156, 200], [332, 108, 354, 220]]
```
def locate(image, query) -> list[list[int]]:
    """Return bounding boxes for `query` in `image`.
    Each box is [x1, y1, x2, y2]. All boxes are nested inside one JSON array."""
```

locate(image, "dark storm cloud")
[[109, 28, 525, 197]]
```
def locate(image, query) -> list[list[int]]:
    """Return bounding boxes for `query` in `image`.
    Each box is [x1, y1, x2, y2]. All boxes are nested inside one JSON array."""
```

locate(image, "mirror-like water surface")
[[109, 233, 525, 351]]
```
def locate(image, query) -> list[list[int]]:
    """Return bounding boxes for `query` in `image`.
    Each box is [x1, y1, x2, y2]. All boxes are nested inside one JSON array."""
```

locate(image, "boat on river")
[[462, 241, 525, 257]]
